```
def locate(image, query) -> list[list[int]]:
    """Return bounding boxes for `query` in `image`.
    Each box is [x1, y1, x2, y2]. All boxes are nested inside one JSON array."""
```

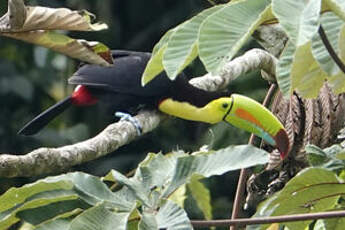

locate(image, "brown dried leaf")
[[319, 84, 333, 147], [0, 6, 108, 32]]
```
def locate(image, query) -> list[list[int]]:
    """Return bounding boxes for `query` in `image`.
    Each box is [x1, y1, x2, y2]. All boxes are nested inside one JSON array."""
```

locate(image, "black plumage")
[[19, 50, 227, 135]]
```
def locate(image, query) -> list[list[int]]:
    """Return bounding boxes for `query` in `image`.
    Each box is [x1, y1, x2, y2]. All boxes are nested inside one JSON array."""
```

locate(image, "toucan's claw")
[[115, 112, 142, 136]]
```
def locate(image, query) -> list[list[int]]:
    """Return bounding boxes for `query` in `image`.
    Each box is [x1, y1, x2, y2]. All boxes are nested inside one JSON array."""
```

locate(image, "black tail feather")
[[18, 96, 73, 136]]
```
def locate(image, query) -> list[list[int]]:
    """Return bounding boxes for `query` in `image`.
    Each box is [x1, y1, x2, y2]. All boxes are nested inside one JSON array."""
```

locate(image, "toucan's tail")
[[18, 96, 73, 136]]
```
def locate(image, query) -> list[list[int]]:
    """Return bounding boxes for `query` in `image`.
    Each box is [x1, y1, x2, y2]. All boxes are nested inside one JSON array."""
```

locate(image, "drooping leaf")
[[162, 5, 224, 79], [198, 0, 273, 73], [254, 168, 343, 230], [0, 6, 107, 32], [272, 0, 321, 46], [141, 28, 178, 85], [2, 31, 112, 66]]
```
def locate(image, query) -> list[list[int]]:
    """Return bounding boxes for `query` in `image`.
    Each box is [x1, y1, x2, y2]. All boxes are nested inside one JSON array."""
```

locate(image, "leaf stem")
[[318, 25, 345, 74]]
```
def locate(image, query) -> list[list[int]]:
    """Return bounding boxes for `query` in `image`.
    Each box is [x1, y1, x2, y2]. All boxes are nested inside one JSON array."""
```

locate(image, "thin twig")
[[318, 25, 345, 74], [229, 84, 278, 230], [192, 209, 345, 228]]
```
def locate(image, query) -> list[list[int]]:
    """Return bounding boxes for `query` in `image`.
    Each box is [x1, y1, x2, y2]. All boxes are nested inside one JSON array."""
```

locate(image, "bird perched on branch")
[[18, 50, 289, 158]]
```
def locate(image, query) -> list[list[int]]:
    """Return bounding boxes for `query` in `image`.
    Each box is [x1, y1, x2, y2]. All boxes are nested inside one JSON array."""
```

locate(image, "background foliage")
[[0, 0, 267, 227]]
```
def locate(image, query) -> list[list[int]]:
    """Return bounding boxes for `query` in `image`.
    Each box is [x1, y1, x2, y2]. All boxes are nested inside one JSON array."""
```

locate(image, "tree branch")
[[191, 210, 345, 228], [0, 48, 277, 178]]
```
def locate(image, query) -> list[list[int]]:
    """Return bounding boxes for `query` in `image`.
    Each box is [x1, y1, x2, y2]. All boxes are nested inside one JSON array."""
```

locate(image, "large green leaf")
[[69, 204, 131, 230], [272, 0, 321, 46], [311, 12, 344, 76], [162, 5, 224, 79], [0, 172, 134, 229], [162, 145, 269, 197], [253, 168, 343, 230], [198, 0, 272, 73], [0, 193, 79, 230]]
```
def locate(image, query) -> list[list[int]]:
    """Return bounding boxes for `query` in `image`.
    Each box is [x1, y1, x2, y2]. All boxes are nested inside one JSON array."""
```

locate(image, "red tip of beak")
[[274, 129, 290, 159]]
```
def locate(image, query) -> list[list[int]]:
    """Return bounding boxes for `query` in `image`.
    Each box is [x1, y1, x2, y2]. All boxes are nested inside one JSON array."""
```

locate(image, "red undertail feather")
[[71, 85, 98, 106]]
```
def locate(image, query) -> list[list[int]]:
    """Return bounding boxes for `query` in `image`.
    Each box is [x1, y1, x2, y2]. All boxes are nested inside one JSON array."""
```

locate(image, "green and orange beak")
[[158, 94, 290, 159], [223, 94, 289, 159]]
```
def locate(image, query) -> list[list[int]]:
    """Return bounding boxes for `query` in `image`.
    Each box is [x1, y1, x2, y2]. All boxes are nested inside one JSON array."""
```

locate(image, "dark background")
[[0, 0, 268, 223]]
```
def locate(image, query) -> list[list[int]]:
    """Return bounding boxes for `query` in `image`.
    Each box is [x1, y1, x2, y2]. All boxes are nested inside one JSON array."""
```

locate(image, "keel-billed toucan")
[[19, 50, 289, 158]]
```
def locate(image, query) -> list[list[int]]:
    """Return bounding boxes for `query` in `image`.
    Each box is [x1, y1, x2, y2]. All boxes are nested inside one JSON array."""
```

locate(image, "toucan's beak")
[[224, 94, 290, 159]]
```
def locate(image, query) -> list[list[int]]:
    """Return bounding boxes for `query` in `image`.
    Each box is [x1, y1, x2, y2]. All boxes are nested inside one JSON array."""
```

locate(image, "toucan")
[[18, 50, 289, 158]]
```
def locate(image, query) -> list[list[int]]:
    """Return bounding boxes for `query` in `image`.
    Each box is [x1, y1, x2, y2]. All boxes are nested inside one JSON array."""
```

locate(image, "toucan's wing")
[[69, 50, 174, 97]]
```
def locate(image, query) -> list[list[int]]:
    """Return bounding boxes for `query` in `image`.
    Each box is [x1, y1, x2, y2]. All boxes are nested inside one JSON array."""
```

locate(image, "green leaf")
[[305, 145, 329, 166], [315, 218, 345, 230], [138, 213, 157, 230], [276, 41, 323, 98], [198, 0, 272, 73], [155, 200, 193, 230], [311, 12, 344, 76], [17, 199, 87, 225], [188, 175, 212, 220], [328, 23, 345, 94], [106, 170, 152, 208], [35, 218, 72, 230], [162, 145, 269, 197], [168, 185, 187, 208], [70, 204, 131, 230], [324, 0, 345, 22], [272, 0, 321, 46], [162, 5, 223, 79], [336, 152, 345, 160], [254, 168, 343, 230], [142, 28, 178, 85], [0, 172, 134, 229], [0, 194, 78, 230]]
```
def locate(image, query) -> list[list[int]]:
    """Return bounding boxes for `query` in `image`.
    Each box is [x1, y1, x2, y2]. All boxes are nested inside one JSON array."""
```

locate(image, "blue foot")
[[114, 112, 142, 136]]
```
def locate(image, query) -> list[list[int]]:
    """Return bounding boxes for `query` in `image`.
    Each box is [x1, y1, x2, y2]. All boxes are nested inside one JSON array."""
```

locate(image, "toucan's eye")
[[222, 103, 229, 109]]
